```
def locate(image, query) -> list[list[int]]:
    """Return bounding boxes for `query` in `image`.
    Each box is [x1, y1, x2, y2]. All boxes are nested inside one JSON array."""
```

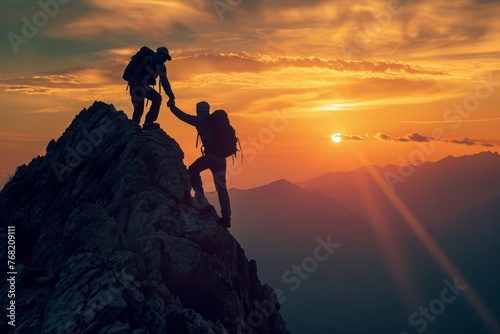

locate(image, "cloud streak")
[[401, 117, 500, 124], [342, 134, 364, 141], [0, 51, 453, 114], [0, 131, 49, 148], [353, 132, 500, 147]]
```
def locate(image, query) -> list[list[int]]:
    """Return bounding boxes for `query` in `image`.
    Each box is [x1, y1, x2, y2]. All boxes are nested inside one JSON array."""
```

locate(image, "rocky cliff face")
[[0, 102, 289, 334]]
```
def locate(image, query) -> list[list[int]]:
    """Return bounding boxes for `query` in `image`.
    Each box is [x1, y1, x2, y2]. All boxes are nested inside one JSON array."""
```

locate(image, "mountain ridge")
[[297, 150, 500, 188], [294, 150, 500, 230], [0, 101, 289, 334]]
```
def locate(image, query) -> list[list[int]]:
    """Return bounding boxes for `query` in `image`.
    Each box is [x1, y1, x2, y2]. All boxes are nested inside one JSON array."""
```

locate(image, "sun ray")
[[351, 172, 422, 308], [349, 144, 500, 334]]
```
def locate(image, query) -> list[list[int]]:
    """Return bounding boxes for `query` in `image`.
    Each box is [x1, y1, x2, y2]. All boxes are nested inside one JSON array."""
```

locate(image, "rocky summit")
[[0, 102, 289, 334]]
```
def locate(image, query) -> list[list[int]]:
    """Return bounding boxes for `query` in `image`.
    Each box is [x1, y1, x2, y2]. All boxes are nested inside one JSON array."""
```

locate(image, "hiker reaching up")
[[123, 46, 175, 130], [169, 100, 238, 228]]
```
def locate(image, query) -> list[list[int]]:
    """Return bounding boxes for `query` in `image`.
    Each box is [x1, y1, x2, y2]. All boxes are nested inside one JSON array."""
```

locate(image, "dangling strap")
[[236, 133, 243, 164], [196, 133, 205, 155]]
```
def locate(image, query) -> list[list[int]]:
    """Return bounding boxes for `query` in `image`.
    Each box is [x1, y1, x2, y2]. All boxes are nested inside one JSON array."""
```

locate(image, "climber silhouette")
[[169, 101, 232, 228], [123, 46, 175, 130]]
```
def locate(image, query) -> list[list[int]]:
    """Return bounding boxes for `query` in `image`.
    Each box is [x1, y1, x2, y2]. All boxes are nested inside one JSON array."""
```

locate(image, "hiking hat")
[[157, 47, 172, 61], [196, 101, 210, 116]]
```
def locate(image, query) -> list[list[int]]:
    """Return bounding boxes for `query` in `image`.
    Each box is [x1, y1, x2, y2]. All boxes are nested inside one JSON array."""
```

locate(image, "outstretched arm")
[[169, 103, 199, 127], [159, 64, 175, 100], [160, 75, 175, 100]]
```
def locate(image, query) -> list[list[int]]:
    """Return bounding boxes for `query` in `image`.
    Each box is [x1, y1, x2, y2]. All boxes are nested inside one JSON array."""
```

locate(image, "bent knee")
[[151, 95, 162, 104]]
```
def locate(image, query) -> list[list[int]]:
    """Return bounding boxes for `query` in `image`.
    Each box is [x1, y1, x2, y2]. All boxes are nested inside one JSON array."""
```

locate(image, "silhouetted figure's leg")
[[130, 85, 147, 124], [188, 156, 211, 198], [211, 158, 231, 219], [189, 156, 231, 225], [144, 88, 162, 124]]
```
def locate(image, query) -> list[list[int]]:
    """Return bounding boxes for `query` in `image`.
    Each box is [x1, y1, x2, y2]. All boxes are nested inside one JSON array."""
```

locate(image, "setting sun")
[[331, 133, 342, 143]]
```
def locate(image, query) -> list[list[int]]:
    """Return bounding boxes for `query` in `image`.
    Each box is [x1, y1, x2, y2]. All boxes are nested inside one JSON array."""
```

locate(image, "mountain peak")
[[0, 102, 289, 334], [428, 150, 500, 165], [242, 178, 308, 198], [263, 178, 297, 189]]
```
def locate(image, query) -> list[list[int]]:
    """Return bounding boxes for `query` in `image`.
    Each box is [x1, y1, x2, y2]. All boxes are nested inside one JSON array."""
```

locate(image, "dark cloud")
[[473, 0, 500, 3], [451, 138, 475, 146], [342, 134, 364, 141], [450, 138, 500, 147], [376, 133, 392, 141], [408, 132, 430, 142], [375, 133, 410, 142], [373, 132, 500, 147]]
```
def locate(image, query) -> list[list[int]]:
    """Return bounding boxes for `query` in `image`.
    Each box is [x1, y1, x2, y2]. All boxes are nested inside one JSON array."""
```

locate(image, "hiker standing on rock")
[[123, 46, 175, 130], [169, 101, 239, 228]]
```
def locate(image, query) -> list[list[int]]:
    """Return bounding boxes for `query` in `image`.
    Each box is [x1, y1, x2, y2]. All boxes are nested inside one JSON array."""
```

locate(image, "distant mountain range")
[[298, 151, 500, 229], [217, 151, 500, 334]]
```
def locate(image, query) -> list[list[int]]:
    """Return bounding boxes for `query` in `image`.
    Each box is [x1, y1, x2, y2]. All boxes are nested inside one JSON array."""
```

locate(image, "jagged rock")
[[0, 102, 289, 334]]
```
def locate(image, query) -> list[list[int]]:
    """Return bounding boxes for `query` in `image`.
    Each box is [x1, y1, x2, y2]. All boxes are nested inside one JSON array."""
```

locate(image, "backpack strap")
[[237, 134, 243, 164], [227, 132, 243, 165], [196, 132, 205, 155]]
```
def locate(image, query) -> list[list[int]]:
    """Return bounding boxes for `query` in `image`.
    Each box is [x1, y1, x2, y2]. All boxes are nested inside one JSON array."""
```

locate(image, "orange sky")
[[1, 0, 500, 189]]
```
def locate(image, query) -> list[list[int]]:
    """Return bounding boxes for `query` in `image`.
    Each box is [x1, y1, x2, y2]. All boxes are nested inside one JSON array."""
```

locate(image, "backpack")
[[197, 110, 242, 160], [122, 46, 155, 83]]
